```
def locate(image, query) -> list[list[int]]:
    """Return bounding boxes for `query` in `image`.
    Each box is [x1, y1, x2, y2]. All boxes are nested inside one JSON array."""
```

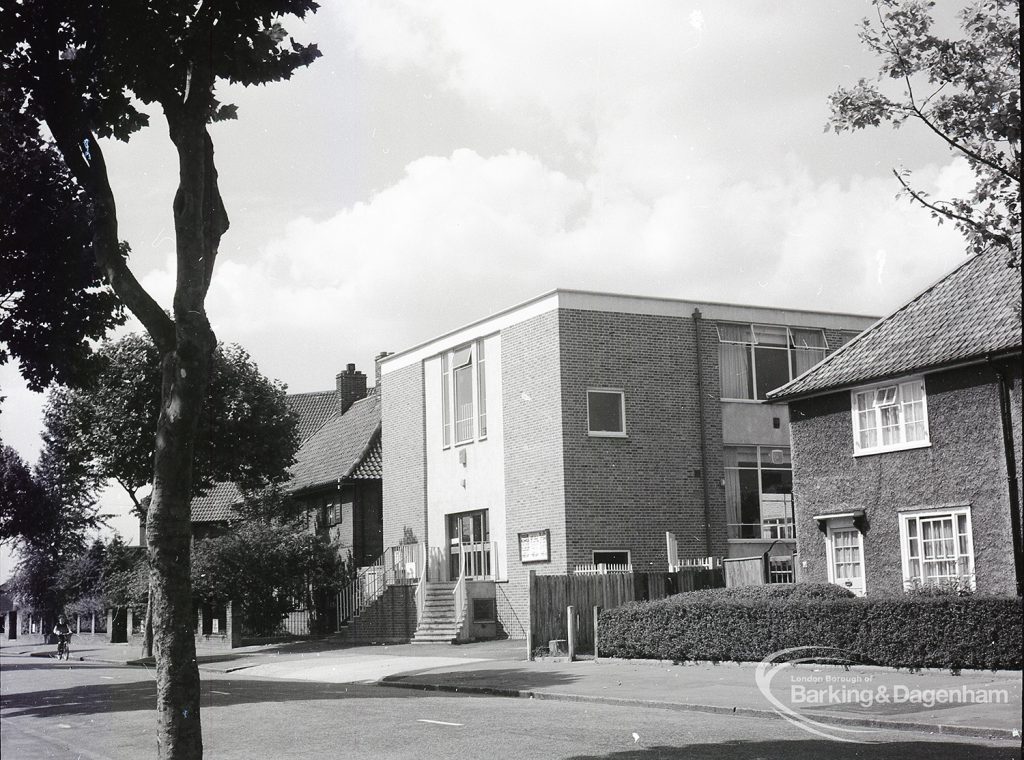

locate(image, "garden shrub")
[[598, 589, 1022, 671]]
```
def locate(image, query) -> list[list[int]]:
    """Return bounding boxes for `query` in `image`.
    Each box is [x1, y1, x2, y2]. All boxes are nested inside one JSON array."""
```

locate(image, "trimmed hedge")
[[672, 583, 855, 602], [598, 591, 1022, 671]]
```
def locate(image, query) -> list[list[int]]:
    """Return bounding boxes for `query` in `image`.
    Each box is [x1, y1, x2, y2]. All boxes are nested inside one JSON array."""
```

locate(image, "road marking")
[[417, 719, 463, 727], [99, 676, 114, 680], [58, 724, 72, 728], [210, 691, 231, 695]]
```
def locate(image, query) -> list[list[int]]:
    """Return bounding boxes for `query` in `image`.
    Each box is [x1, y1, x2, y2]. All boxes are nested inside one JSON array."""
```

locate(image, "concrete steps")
[[411, 582, 462, 644]]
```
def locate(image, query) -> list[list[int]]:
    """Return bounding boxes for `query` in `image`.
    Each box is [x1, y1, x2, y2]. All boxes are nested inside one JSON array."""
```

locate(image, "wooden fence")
[[529, 567, 724, 654], [723, 556, 766, 588]]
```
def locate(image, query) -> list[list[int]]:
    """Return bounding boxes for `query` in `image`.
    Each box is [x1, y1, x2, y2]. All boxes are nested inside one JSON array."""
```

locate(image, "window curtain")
[[719, 344, 752, 399], [790, 329, 827, 376]]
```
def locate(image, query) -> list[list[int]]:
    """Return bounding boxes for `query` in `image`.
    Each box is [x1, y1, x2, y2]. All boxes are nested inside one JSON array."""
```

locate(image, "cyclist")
[[53, 614, 72, 660]]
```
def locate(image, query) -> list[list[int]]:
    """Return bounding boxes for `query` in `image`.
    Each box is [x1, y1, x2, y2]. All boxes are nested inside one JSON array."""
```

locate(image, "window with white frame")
[[899, 507, 975, 590], [587, 389, 626, 436], [723, 445, 794, 539], [717, 323, 828, 400], [851, 378, 929, 455], [440, 341, 488, 448]]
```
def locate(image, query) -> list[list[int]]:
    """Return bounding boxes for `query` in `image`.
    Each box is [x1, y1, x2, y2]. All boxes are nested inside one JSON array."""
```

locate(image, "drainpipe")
[[692, 308, 713, 556], [990, 357, 1023, 596]]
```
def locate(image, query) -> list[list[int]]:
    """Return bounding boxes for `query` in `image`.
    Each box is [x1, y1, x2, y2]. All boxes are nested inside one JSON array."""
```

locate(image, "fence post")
[[567, 605, 576, 662], [527, 630, 534, 661], [593, 606, 601, 662]]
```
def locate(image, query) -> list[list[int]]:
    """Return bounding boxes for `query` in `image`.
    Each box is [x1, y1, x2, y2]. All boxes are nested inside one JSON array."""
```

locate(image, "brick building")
[[378, 290, 874, 638], [768, 251, 1022, 596], [189, 364, 382, 568]]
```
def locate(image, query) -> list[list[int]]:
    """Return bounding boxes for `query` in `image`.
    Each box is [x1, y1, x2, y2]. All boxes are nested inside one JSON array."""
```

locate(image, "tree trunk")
[[146, 335, 212, 760], [143, 105, 226, 760]]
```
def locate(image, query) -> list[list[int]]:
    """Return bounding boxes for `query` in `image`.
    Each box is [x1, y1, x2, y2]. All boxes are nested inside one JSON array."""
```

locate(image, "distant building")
[[768, 250, 1022, 596], [378, 289, 875, 639], [188, 364, 382, 567]]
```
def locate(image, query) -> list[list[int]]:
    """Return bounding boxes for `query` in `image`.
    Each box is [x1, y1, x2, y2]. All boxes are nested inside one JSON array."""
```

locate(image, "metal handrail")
[[337, 543, 423, 629], [452, 542, 468, 637], [415, 543, 427, 623]]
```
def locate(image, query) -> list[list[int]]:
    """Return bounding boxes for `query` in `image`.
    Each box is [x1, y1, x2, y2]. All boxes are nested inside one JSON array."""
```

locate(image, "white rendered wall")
[[424, 333, 507, 581]]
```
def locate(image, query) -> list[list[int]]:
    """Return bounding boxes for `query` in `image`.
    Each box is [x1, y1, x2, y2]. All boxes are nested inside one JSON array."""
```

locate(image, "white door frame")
[[823, 517, 867, 596]]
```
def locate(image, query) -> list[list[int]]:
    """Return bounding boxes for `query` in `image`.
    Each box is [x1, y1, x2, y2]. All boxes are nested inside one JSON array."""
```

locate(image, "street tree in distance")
[[0, 3, 321, 758], [45, 334, 300, 513], [827, 0, 1020, 266]]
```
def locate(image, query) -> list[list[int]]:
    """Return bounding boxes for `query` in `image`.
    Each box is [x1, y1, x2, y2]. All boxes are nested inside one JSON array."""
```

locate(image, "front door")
[[448, 510, 491, 580], [827, 527, 866, 596]]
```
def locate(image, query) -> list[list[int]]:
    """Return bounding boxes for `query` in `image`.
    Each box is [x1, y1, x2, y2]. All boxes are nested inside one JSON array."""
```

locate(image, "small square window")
[[587, 390, 625, 436], [472, 598, 496, 622]]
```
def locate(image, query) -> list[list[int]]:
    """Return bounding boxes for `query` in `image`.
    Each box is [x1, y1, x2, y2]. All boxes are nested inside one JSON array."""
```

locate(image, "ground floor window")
[[592, 550, 631, 567], [899, 507, 975, 591], [724, 445, 794, 539]]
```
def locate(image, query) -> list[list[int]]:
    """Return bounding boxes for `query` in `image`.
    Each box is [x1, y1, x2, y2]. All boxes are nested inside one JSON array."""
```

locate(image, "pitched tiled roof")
[[191, 388, 383, 522], [769, 251, 1022, 401], [287, 390, 341, 442], [190, 481, 242, 523], [289, 392, 381, 493], [349, 438, 382, 479]]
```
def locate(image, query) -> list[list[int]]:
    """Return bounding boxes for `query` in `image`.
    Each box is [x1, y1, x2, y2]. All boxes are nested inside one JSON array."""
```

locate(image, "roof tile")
[[769, 251, 1022, 400]]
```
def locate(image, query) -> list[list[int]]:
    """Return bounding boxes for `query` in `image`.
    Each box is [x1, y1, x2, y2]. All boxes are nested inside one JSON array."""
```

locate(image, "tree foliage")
[[43, 334, 300, 509], [0, 90, 126, 391], [191, 520, 350, 636], [827, 0, 1020, 265]]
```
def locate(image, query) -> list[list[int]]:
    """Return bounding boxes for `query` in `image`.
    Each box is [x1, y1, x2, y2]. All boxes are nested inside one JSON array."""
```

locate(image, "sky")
[[0, 1, 976, 571]]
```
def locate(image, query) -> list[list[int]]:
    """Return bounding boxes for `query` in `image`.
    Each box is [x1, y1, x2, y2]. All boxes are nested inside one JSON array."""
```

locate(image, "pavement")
[[4, 638, 1020, 744]]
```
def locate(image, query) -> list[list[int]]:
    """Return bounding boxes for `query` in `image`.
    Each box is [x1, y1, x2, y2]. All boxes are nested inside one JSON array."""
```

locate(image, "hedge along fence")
[[598, 593, 1023, 671]]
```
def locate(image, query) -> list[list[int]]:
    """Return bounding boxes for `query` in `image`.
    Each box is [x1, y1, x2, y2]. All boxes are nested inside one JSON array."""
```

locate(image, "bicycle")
[[56, 634, 71, 661]]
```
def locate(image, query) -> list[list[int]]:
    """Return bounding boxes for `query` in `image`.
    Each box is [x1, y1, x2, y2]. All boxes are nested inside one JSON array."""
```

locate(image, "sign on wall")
[[518, 529, 550, 563]]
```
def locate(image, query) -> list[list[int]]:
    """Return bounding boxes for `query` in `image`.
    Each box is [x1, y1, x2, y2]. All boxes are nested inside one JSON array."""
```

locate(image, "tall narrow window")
[[441, 352, 451, 448], [453, 346, 474, 444], [476, 340, 487, 438]]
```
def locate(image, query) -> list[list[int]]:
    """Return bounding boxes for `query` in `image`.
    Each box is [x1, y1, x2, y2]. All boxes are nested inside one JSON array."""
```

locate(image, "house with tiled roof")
[[768, 250, 1022, 596], [189, 364, 383, 569]]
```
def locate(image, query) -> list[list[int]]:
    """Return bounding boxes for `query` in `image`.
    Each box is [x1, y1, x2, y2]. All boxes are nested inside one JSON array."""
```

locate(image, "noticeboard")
[[518, 529, 550, 564]]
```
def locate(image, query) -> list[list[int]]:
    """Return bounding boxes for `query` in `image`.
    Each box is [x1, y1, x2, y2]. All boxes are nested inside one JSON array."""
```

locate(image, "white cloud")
[[156, 147, 971, 398]]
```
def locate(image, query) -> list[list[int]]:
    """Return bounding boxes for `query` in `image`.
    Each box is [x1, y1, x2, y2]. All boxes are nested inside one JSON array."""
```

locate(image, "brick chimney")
[[336, 363, 367, 414]]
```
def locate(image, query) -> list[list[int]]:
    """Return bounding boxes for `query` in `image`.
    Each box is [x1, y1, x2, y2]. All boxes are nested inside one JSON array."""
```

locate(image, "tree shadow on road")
[[0, 676, 453, 720], [560, 737, 1016, 759]]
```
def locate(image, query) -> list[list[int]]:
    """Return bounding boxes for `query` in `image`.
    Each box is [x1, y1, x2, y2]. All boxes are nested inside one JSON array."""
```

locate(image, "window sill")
[[588, 431, 628, 438], [853, 440, 931, 457]]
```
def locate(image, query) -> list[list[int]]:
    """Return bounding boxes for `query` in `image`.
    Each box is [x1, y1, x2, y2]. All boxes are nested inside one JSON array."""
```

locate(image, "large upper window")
[[723, 445, 793, 540], [899, 507, 975, 591], [717, 323, 827, 400], [851, 378, 929, 455], [441, 341, 487, 447]]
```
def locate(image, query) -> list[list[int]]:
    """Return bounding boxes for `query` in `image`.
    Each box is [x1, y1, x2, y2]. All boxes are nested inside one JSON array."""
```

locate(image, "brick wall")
[[557, 308, 719, 572], [500, 310, 567, 630], [381, 363, 427, 547], [789, 363, 1019, 595]]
